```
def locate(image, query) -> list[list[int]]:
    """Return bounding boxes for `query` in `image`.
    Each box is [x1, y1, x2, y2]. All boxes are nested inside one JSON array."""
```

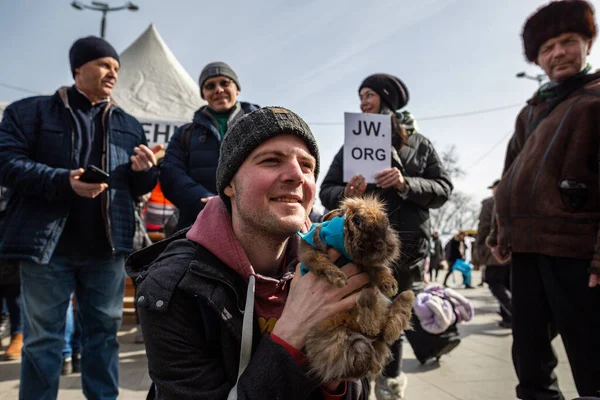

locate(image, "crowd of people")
[[1, 1, 600, 399]]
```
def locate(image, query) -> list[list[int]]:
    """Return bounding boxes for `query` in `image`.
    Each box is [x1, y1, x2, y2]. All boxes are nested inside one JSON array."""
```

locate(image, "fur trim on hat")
[[522, 0, 596, 62]]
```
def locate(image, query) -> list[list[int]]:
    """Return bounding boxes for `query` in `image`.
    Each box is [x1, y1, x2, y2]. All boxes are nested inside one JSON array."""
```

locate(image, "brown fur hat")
[[522, 0, 597, 62]]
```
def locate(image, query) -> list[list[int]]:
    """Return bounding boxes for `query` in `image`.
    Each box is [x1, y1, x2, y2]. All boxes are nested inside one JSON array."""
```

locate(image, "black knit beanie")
[[359, 74, 409, 111], [522, 0, 597, 62], [69, 36, 120, 78], [199, 62, 240, 98], [216, 106, 320, 210]]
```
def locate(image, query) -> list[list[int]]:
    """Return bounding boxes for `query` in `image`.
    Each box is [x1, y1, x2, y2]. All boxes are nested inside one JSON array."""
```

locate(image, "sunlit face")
[[359, 87, 381, 114], [536, 32, 592, 83], [201, 76, 239, 112], [224, 134, 317, 239], [74, 57, 119, 100]]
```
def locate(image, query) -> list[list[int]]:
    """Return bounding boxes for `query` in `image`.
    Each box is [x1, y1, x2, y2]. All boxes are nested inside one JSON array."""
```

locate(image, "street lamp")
[[515, 71, 546, 87], [71, 1, 139, 39]]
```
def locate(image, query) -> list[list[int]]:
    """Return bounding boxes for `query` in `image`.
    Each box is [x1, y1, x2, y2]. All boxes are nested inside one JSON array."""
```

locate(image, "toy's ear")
[[322, 208, 343, 222]]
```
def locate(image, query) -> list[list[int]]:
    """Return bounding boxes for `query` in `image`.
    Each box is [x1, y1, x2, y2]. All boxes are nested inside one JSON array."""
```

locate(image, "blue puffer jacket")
[[0, 87, 158, 264], [160, 102, 259, 230]]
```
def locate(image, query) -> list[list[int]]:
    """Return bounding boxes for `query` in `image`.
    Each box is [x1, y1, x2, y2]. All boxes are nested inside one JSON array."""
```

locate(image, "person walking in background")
[[160, 62, 259, 231], [0, 186, 23, 362], [0, 36, 158, 399], [61, 293, 81, 375], [477, 180, 511, 328], [429, 231, 444, 282], [489, 1, 600, 397], [443, 231, 474, 289], [320, 74, 452, 400]]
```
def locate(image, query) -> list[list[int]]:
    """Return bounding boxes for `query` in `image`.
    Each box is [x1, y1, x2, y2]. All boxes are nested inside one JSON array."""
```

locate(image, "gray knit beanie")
[[217, 106, 320, 210], [199, 61, 240, 98]]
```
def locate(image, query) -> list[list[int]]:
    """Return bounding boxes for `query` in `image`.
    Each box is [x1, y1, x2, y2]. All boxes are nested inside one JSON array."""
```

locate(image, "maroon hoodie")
[[186, 198, 348, 398], [186, 197, 297, 334]]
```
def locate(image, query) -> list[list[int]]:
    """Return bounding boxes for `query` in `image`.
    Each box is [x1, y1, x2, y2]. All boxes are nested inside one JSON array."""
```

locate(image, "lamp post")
[[516, 72, 546, 87], [71, 1, 139, 39]]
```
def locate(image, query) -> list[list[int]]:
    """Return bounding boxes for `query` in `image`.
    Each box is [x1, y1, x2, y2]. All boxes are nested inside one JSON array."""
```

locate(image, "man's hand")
[[272, 249, 370, 350], [491, 246, 511, 264], [344, 175, 367, 198], [131, 144, 158, 172], [375, 167, 406, 191], [201, 196, 215, 204], [70, 169, 108, 198], [589, 273, 600, 288]]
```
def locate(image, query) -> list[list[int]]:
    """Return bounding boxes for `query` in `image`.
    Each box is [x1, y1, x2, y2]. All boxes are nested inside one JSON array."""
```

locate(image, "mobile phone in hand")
[[79, 165, 109, 184]]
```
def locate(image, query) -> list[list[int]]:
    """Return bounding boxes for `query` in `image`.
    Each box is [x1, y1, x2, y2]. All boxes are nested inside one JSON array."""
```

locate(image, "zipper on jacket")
[[102, 107, 115, 253]]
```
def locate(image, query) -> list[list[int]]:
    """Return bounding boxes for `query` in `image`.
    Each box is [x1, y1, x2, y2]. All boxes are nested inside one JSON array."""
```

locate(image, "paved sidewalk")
[[0, 271, 578, 399]]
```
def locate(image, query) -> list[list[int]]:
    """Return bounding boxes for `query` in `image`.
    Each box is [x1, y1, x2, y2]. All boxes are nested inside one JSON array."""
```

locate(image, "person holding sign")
[[160, 62, 259, 231], [320, 73, 453, 400]]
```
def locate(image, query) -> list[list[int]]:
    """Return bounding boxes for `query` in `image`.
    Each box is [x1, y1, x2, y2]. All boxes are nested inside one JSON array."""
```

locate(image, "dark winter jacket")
[[476, 196, 499, 266], [127, 230, 369, 400], [445, 237, 464, 267], [494, 71, 600, 272], [0, 87, 158, 264], [320, 132, 452, 290], [160, 102, 259, 230], [429, 236, 444, 270]]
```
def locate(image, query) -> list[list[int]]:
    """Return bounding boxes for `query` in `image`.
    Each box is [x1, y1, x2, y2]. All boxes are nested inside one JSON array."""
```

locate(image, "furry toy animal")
[[298, 196, 415, 382]]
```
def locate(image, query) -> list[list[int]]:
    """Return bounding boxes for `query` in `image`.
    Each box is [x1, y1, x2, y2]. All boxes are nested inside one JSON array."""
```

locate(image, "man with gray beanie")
[[160, 61, 259, 232], [489, 0, 600, 397], [0, 36, 158, 399], [128, 107, 373, 399]]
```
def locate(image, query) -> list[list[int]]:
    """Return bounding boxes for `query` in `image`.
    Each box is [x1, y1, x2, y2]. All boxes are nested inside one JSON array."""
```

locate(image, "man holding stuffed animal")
[[489, 1, 600, 397], [130, 106, 414, 399]]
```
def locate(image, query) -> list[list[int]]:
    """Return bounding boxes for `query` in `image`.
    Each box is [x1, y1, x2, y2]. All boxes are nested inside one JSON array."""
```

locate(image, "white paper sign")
[[343, 112, 391, 183], [138, 118, 187, 148]]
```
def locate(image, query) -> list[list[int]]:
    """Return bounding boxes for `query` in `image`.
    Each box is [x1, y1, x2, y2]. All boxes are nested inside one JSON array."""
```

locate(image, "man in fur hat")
[[488, 1, 600, 397]]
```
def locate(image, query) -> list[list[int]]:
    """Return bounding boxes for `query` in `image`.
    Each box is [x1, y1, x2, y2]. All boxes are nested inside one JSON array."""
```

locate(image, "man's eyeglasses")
[[203, 79, 232, 91]]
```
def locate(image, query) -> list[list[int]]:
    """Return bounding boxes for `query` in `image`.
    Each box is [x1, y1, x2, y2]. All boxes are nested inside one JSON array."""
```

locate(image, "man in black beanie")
[[128, 106, 398, 399], [0, 35, 158, 399], [160, 61, 259, 231], [489, 1, 600, 397]]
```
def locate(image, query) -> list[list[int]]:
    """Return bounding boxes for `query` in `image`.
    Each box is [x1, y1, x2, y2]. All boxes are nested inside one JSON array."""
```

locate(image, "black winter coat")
[[320, 133, 452, 290], [160, 102, 259, 230], [127, 231, 369, 400]]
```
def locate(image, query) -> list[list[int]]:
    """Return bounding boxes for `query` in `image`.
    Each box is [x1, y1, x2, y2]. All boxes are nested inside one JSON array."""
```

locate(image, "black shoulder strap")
[[180, 123, 196, 156]]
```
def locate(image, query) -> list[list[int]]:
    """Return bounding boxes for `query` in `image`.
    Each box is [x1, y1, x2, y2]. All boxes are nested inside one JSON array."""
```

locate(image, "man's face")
[[225, 134, 317, 239], [536, 32, 592, 82], [202, 76, 239, 112], [74, 57, 119, 99], [359, 87, 382, 114], [433, 232, 439, 239]]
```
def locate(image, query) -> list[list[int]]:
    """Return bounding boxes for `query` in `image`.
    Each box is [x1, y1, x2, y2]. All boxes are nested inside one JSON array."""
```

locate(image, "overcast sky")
[[2, 0, 599, 208]]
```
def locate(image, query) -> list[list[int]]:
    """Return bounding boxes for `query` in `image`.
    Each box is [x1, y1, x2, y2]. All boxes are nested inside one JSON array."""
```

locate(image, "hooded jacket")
[[127, 197, 369, 400], [160, 102, 259, 230], [0, 87, 158, 264], [320, 126, 452, 290]]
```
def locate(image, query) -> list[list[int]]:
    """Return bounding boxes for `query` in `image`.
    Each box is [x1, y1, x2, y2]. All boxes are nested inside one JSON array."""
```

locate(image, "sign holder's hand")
[[344, 175, 367, 198], [69, 169, 108, 198], [131, 144, 158, 172], [375, 167, 406, 191]]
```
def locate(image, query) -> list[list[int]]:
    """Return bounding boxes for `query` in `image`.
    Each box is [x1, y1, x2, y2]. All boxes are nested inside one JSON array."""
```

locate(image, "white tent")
[[112, 24, 204, 146]]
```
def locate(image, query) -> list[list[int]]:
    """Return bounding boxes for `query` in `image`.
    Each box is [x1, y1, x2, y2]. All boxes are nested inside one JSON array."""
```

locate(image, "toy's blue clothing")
[[297, 216, 352, 275]]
